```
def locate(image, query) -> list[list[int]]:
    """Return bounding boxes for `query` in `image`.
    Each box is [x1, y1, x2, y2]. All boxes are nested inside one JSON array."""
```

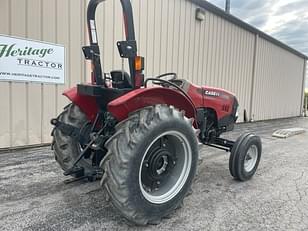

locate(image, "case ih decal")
[[205, 90, 220, 97]]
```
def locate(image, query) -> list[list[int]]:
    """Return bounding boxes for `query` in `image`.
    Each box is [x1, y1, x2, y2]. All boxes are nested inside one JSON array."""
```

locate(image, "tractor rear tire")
[[100, 105, 199, 225], [52, 104, 93, 177]]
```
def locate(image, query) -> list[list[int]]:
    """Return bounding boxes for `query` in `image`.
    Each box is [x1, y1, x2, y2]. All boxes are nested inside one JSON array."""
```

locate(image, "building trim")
[[189, 0, 308, 60], [301, 60, 307, 115]]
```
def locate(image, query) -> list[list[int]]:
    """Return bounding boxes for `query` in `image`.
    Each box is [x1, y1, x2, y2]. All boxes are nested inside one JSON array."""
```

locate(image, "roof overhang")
[[189, 0, 308, 60]]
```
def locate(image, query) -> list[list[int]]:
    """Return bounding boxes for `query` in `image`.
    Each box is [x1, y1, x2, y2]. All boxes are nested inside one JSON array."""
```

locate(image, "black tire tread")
[[234, 135, 262, 181], [101, 105, 197, 225], [229, 133, 252, 178], [51, 104, 93, 176], [229, 133, 262, 181]]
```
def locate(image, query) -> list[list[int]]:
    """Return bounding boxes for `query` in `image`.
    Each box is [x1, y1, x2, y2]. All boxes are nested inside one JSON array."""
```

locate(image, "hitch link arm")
[[61, 123, 108, 176]]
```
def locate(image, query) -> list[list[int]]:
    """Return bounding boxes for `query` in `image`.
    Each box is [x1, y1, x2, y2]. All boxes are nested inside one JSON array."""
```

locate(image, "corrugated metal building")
[[306, 61, 308, 88], [0, 0, 307, 149]]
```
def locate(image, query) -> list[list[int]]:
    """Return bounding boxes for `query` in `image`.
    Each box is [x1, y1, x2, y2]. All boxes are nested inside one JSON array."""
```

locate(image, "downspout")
[[249, 34, 259, 122]]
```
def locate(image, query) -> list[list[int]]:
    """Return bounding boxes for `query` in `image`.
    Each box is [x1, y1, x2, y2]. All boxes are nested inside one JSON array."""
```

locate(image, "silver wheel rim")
[[244, 145, 258, 172], [139, 130, 192, 204]]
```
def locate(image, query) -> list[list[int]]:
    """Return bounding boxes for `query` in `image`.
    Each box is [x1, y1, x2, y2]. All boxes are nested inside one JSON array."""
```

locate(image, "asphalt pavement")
[[1, 117, 308, 231]]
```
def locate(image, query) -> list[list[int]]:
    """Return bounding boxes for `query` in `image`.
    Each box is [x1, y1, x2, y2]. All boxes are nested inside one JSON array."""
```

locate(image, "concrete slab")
[[272, 127, 306, 138], [1, 117, 308, 231]]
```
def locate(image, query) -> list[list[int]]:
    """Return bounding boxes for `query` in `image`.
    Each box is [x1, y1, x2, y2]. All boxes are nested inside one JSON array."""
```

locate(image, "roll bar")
[[83, 0, 140, 88]]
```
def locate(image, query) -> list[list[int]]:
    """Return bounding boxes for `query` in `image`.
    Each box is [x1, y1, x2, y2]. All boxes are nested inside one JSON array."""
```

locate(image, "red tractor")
[[51, 0, 262, 225]]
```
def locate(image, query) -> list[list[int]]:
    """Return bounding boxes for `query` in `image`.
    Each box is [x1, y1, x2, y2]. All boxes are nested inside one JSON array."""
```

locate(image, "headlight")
[[235, 108, 239, 122], [233, 97, 239, 122]]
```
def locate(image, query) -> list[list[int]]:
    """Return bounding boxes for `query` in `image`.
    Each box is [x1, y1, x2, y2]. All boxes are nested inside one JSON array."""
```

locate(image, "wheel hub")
[[142, 147, 176, 192], [155, 155, 168, 175], [139, 131, 192, 204], [147, 148, 174, 177], [244, 145, 258, 172]]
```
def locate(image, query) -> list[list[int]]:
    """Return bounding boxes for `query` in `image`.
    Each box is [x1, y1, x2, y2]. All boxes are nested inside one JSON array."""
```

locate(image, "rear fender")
[[63, 87, 99, 122], [107, 87, 198, 127]]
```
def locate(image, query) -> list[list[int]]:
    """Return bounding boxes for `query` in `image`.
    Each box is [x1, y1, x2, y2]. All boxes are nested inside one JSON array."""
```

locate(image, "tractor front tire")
[[229, 133, 262, 181], [52, 104, 93, 177], [101, 105, 199, 225]]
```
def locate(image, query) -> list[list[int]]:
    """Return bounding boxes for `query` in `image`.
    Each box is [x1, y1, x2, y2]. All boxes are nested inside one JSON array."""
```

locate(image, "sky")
[[207, 0, 308, 57]]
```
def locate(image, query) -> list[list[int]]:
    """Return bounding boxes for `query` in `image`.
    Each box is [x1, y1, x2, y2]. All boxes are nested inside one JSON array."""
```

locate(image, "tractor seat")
[[111, 70, 132, 89]]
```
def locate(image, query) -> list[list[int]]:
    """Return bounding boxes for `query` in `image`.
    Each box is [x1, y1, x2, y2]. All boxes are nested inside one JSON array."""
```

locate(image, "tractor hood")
[[203, 86, 236, 100]]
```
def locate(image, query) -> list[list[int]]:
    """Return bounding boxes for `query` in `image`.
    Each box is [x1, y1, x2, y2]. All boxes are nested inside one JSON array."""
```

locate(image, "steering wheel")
[[155, 73, 177, 81], [152, 73, 177, 87]]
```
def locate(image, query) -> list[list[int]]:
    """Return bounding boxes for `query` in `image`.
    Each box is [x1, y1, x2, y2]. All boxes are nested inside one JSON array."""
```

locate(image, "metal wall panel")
[[0, 0, 87, 148], [0, 0, 305, 148], [200, 11, 255, 122], [27, 0, 43, 146], [96, 0, 306, 123], [251, 37, 305, 121], [0, 0, 11, 148], [306, 61, 308, 88], [95, 0, 255, 122]]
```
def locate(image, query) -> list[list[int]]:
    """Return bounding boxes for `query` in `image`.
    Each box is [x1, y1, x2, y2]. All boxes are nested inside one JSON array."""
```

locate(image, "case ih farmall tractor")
[[51, 0, 262, 225]]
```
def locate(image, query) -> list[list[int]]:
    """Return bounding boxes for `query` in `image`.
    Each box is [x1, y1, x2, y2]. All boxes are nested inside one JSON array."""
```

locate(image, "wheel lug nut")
[[157, 181, 160, 185], [145, 163, 149, 168]]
